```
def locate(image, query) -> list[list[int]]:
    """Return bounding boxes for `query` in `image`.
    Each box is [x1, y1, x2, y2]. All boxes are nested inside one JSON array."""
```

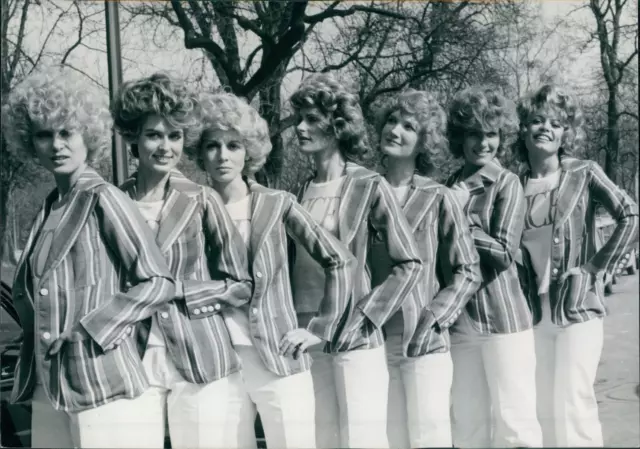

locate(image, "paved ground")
[[596, 272, 640, 447]]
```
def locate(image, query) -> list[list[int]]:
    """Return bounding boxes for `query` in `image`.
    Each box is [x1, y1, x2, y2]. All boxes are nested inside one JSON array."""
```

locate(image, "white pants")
[[450, 328, 543, 448], [31, 384, 166, 449], [534, 314, 604, 447], [142, 345, 257, 449], [386, 334, 453, 448], [235, 345, 316, 449], [309, 344, 390, 448]]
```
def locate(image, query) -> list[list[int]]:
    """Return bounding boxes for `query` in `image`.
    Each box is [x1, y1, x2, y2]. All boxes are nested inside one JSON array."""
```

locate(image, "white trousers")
[[386, 334, 453, 448], [450, 328, 543, 448], [31, 383, 167, 449], [235, 345, 316, 449], [309, 344, 390, 448], [534, 314, 604, 447]]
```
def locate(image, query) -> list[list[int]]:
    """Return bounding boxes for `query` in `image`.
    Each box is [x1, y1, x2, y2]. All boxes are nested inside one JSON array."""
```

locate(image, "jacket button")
[[252, 307, 258, 315], [256, 272, 263, 279], [193, 309, 201, 315], [42, 332, 51, 340], [39, 288, 49, 296], [553, 237, 559, 244], [160, 312, 169, 319], [552, 268, 559, 275], [214, 304, 221, 311], [126, 326, 133, 335], [207, 306, 214, 312], [200, 306, 208, 314]]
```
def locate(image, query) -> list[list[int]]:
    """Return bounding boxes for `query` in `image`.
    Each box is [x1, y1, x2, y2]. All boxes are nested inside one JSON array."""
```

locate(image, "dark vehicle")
[[0, 280, 267, 448], [1, 281, 30, 448], [595, 214, 638, 295]]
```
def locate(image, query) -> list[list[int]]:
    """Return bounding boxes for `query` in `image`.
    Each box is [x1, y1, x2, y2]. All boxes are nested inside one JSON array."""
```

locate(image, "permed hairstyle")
[[110, 72, 200, 158], [515, 84, 585, 164], [188, 91, 272, 176], [447, 86, 518, 161], [1, 66, 112, 164], [290, 73, 370, 163], [377, 89, 448, 176]]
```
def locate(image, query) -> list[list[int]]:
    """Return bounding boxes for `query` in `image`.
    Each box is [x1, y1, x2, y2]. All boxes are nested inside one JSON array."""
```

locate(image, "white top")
[[223, 195, 253, 346], [135, 200, 166, 347], [522, 170, 561, 315], [292, 177, 345, 317], [391, 184, 411, 206]]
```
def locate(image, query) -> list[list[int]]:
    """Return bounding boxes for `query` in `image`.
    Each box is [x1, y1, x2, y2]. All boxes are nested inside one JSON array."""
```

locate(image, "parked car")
[[595, 214, 638, 295]]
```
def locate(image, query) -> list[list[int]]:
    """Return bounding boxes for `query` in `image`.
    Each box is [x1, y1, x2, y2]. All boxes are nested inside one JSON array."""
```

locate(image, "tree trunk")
[[605, 86, 620, 184], [256, 75, 286, 189]]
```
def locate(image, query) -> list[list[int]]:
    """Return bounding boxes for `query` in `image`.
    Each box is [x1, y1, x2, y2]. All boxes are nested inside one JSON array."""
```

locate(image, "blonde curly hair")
[[189, 91, 272, 176], [515, 84, 585, 165], [377, 89, 448, 176], [447, 86, 518, 161], [110, 72, 201, 158], [290, 73, 370, 162], [1, 66, 112, 164]]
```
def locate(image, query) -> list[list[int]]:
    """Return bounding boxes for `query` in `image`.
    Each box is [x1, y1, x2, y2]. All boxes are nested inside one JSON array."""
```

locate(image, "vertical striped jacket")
[[518, 158, 639, 326], [187, 180, 355, 376], [445, 160, 533, 334], [374, 175, 481, 356], [120, 170, 253, 384], [10, 168, 178, 412], [295, 162, 423, 352]]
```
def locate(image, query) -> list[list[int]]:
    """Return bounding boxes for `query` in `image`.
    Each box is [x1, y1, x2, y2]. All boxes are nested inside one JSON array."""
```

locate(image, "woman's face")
[[461, 128, 500, 168], [523, 110, 565, 159], [380, 110, 420, 160], [295, 106, 337, 155], [32, 123, 88, 177], [201, 128, 246, 185], [136, 115, 184, 175]]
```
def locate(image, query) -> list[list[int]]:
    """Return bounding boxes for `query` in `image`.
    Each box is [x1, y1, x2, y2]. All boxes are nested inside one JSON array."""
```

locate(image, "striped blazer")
[[374, 175, 481, 356], [445, 160, 533, 334], [295, 163, 423, 352], [189, 179, 354, 376], [518, 158, 639, 326], [121, 170, 253, 384], [10, 168, 178, 412]]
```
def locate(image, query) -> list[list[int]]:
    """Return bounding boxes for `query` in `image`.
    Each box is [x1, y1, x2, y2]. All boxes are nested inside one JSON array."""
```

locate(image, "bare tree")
[[588, 0, 638, 183]]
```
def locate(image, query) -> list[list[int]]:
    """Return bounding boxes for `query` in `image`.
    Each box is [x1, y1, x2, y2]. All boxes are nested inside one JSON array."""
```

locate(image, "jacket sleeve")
[[429, 189, 482, 329], [284, 196, 355, 341], [469, 173, 525, 272], [182, 188, 253, 319], [80, 185, 179, 352], [356, 178, 423, 329], [588, 162, 639, 274]]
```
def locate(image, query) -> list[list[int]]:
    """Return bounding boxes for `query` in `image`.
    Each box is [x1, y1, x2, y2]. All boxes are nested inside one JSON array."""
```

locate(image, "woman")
[[110, 73, 254, 449], [444, 86, 543, 448], [1, 67, 179, 448], [185, 91, 355, 449], [286, 73, 423, 449], [376, 89, 481, 448], [515, 85, 638, 447]]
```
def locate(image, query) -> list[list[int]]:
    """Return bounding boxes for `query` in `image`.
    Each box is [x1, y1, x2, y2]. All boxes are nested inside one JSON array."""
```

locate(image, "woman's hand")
[[46, 324, 91, 358], [559, 262, 600, 283], [279, 328, 323, 360]]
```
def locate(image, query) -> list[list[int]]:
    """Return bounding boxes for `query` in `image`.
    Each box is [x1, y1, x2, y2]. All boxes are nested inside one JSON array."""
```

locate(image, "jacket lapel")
[[248, 182, 282, 260], [121, 170, 200, 253], [337, 164, 374, 245], [403, 179, 440, 232], [552, 158, 589, 230]]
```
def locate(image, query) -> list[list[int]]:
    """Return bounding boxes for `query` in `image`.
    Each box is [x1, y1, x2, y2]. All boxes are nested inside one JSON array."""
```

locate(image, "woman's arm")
[[469, 173, 525, 272]]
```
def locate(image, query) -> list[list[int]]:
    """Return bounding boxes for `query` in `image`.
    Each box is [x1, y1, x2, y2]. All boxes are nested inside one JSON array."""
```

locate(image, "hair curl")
[[188, 91, 272, 176], [377, 89, 448, 176], [290, 73, 370, 163], [1, 66, 112, 164], [447, 86, 518, 161], [515, 84, 585, 165], [110, 72, 200, 158]]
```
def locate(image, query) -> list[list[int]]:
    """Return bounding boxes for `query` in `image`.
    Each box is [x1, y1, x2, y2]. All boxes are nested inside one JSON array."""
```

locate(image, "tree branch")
[[60, 1, 84, 65]]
